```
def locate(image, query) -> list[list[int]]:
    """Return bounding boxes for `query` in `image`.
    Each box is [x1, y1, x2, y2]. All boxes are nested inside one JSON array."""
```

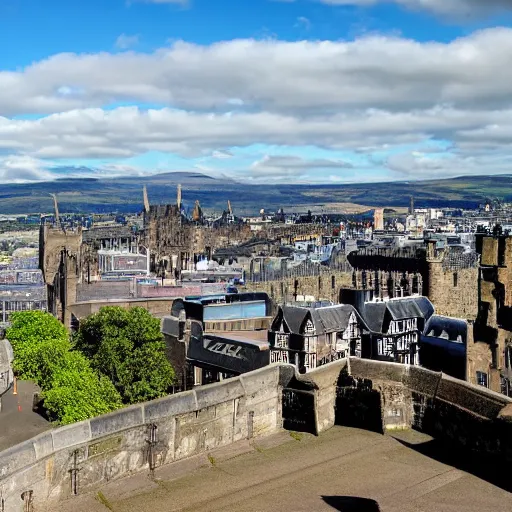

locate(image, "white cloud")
[[2, 28, 512, 118], [0, 155, 55, 183], [243, 154, 355, 181], [0, 105, 511, 161], [314, 0, 512, 18], [3, 28, 512, 181], [295, 16, 311, 30], [212, 150, 233, 159], [115, 34, 140, 50], [385, 149, 512, 179]]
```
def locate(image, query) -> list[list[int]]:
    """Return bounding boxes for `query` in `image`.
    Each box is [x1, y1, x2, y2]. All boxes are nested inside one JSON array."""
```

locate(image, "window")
[[193, 367, 202, 386], [304, 336, 316, 353], [331, 275, 336, 290], [276, 333, 288, 349], [491, 345, 498, 369], [501, 377, 512, 398], [505, 346, 512, 369], [476, 371, 488, 388], [304, 319, 315, 335], [453, 272, 458, 287]]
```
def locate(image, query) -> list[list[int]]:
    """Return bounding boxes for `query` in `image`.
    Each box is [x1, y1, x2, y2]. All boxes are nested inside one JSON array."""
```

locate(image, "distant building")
[[474, 232, 512, 395], [268, 304, 362, 372], [374, 209, 384, 231], [0, 262, 47, 324], [161, 292, 272, 390]]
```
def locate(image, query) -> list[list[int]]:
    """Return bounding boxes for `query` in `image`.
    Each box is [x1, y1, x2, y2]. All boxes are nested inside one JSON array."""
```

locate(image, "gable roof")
[[359, 296, 434, 334], [310, 305, 356, 335], [423, 315, 467, 343], [277, 304, 357, 335]]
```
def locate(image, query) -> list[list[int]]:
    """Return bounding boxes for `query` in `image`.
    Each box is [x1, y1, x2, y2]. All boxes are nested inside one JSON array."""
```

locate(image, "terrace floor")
[[63, 426, 512, 512], [0, 380, 50, 452]]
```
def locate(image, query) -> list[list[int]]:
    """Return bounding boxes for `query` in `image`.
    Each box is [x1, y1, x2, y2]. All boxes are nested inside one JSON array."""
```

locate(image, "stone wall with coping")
[[2, 358, 512, 511], [300, 357, 512, 457], [278, 357, 512, 460], [0, 365, 282, 512]]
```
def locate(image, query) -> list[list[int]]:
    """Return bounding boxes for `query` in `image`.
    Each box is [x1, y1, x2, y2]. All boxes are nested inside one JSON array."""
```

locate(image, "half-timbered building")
[[268, 304, 362, 373]]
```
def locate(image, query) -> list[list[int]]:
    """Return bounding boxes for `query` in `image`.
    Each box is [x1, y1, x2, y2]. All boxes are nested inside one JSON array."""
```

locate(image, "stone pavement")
[[61, 427, 512, 512], [0, 380, 50, 452]]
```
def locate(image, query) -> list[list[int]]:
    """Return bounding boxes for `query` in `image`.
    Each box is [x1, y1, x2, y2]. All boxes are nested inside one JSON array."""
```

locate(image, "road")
[[64, 426, 512, 512], [0, 380, 50, 451]]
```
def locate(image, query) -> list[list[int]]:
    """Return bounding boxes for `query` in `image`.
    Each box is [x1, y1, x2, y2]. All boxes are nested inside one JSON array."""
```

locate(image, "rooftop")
[[60, 426, 512, 512], [210, 329, 270, 348]]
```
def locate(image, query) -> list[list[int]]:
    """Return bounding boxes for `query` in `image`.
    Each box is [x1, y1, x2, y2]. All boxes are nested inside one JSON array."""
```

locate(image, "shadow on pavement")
[[393, 436, 512, 494], [322, 496, 381, 511]]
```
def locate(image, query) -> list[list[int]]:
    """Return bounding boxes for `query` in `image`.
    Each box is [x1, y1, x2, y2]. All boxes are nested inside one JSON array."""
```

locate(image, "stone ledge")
[[0, 439, 36, 478], [52, 421, 91, 451], [90, 406, 144, 439], [194, 378, 245, 410], [144, 391, 197, 422], [240, 365, 280, 395]]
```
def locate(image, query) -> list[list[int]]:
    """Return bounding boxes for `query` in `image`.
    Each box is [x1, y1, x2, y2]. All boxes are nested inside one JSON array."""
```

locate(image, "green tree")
[[42, 352, 122, 425], [6, 311, 122, 424], [73, 307, 175, 404], [6, 311, 69, 384]]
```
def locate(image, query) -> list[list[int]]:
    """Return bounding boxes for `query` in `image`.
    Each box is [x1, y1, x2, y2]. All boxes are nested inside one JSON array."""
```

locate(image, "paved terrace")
[[62, 427, 511, 512], [0, 381, 50, 452]]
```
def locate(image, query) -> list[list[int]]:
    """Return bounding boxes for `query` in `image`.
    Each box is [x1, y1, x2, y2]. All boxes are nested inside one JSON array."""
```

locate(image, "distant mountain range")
[[0, 171, 509, 215]]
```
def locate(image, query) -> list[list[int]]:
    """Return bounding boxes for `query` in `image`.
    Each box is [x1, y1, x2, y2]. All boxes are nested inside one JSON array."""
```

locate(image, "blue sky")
[[1, 0, 512, 184]]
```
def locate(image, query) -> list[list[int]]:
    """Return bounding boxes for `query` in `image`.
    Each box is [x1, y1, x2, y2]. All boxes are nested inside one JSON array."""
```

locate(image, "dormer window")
[[304, 319, 315, 335]]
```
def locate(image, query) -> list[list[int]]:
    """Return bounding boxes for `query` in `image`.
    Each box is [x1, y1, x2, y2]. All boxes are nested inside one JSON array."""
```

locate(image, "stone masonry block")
[[402, 365, 441, 397], [194, 378, 244, 410], [240, 365, 279, 396], [437, 374, 510, 420], [0, 440, 36, 479], [90, 406, 143, 438], [32, 431, 54, 460], [349, 357, 406, 384], [144, 391, 197, 422], [52, 421, 91, 451]]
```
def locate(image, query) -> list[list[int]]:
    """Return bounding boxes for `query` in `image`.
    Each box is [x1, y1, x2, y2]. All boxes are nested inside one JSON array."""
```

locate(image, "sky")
[[1, 0, 512, 184]]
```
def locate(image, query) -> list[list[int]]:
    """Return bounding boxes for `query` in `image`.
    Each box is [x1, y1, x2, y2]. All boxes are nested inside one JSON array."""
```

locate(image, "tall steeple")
[[192, 200, 202, 222], [143, 185, 150, 213], [50, 193, 60, 227]]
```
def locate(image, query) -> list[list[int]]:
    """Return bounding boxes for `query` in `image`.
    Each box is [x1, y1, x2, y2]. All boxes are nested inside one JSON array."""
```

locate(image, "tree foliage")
[[7, 311, 69, 384], [6, 311, 121, 425], [73, 307, 175, 404], [42, 352, 122, 425]]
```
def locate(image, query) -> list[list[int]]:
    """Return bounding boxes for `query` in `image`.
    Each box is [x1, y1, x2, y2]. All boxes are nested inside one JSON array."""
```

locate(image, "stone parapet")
[[0, 365, 281, 512], [1, 359, 512, 511]]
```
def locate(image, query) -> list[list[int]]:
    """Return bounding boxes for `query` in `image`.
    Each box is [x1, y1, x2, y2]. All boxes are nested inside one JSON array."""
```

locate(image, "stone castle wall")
[[0, 365, 282, 512], [281, 358, 512, 458], [243, 270, 353, 305], [1, 360, 511, 511], [427, 262, 479, 321]]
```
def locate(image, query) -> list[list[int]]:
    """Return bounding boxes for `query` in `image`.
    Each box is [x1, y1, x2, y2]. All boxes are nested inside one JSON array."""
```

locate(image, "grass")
[[289, 431, 304, 442], [96, 491, 115, 511], [207, 453, 217, 467]]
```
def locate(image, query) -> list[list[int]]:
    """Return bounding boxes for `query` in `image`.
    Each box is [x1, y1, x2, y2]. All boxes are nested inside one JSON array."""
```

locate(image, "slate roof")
[[0, 285, 47, 302], [423, 315, 467, 343], [82, 225, 133, 242], [278, 304, 356, 335], [360, 296, 434, 334]]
